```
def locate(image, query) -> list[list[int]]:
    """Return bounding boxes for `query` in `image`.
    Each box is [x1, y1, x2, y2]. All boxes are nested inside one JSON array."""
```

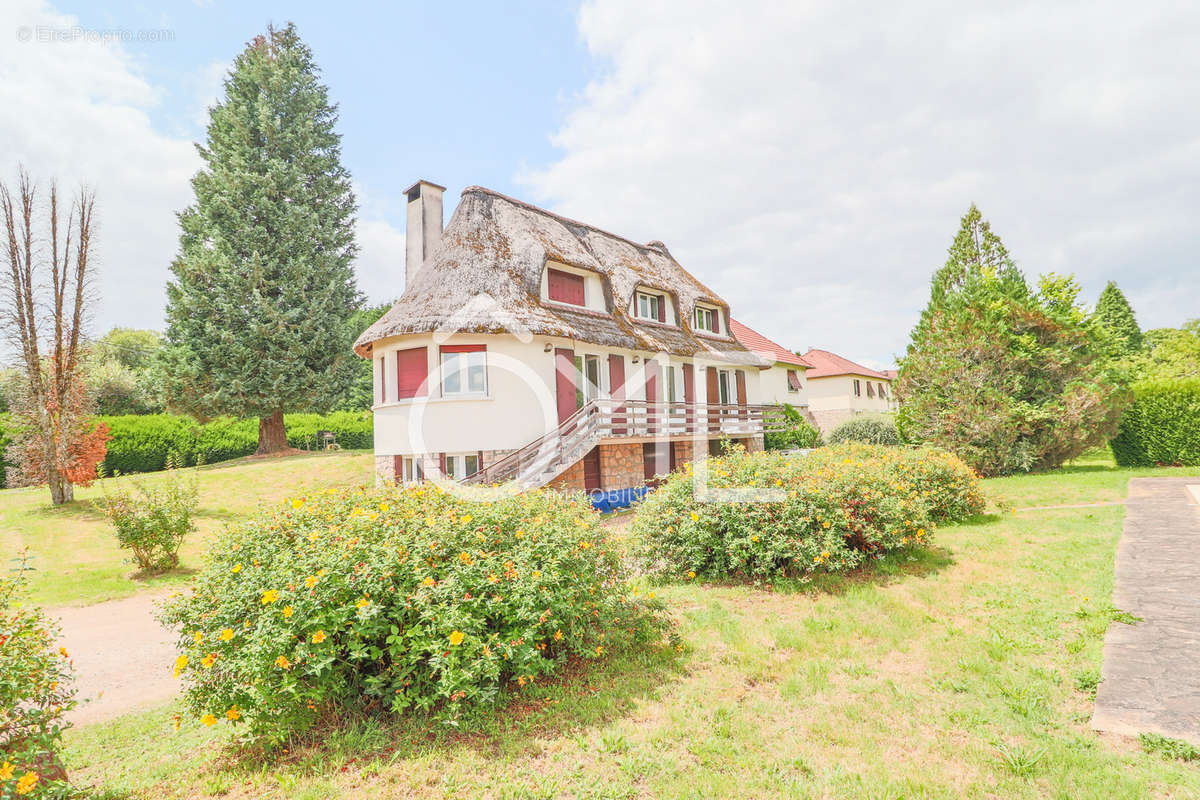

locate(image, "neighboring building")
[[800, 349, 896, 432], [354, 181, 789, 492], [728, 318, 812, 409]]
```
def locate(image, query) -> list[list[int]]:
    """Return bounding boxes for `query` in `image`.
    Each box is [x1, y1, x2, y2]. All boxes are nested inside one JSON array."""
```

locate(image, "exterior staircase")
[[463, 399, 786, 489]]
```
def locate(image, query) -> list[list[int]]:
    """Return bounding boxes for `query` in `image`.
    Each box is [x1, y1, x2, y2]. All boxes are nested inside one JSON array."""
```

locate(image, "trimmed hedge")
[[97, 412, 373, 476], [827, 414, 901, 446], [633, 443, 985, 581], [1109, 379, 1200, 467]]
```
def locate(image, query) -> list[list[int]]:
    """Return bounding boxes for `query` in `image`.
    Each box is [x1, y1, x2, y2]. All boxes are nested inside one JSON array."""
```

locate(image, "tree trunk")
[[256, 409, 289, 454], [48, 467, 73, 505]]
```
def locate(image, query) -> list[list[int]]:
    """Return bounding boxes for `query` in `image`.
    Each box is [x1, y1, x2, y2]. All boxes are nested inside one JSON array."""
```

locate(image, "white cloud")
[[1, 0, 404, 338], [520, 0, 1200, 365], [355, 218, 406, 307]]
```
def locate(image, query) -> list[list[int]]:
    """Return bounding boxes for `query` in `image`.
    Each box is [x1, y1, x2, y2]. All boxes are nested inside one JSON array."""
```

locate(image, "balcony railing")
[[463, 399, 789, 488]]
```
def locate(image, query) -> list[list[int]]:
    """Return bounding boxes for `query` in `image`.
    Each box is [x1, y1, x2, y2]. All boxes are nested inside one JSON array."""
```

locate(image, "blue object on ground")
[[589, 486, 651, 512]]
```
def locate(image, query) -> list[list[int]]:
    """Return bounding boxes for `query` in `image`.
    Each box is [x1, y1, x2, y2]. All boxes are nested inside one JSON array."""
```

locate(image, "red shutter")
[[439, 452, 447, 478], [439, 344, 486, 353], [379, 357, 386, 403], [609, 354, 626, 435], [657, 295, 666, 323], [736, 369, 747, 421], [706, 367, 719, 431], [547, 268, 585, 306], [645, 365, 658, 435], [395, 347, 428, 399], [787, 370, 801, 391], [392, 454, 402, 483], [682, 363, 695, 433], [712, 310, 721, 334], [555, 348, 576, 424]]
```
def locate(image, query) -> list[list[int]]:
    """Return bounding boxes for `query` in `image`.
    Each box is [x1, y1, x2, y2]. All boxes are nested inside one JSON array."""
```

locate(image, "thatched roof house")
[[354, 186, 760, 365]]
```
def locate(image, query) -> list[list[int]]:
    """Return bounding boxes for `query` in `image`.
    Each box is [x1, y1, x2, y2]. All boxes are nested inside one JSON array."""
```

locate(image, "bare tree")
[[0, 168, 105, 504]]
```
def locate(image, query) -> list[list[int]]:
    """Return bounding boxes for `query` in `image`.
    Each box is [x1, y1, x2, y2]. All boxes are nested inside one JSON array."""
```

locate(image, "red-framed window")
[[395, 347, 428, 400], [440, 344, 487, 396]]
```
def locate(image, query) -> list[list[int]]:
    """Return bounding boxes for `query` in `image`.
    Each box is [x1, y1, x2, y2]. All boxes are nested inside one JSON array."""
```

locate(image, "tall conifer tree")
[[162, 23, 360, 452], [1092, 280, 1142, 352]]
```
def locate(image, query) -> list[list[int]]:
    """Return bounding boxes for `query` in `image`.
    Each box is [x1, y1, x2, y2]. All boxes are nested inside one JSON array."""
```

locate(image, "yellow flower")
[[595, 645, 604, 656], [531, 570, 541, 579], [916, 528, 926, 537], [193, 631, 204, 644], [380, 502, 390, 512], [15, 771, 38, 795], [275, 655, 291, 669], [0, 762, 13, 780], [282, 605, 294, 619], [515, 529, 524, 538], [226, 706, 241, 721], [449, 630, 465, 646], [578, 540, 593, 550], [231, 563, 243, 574], [312, 630, 327, 644], [201, 653, 217, 669], [822, 521, 831, 529], [356, 597, 370, 609], [220, 628, 234, 642], [291, 497, 304, 509], [821, 550, 829, 559], [261, 589, 279, 604], [422, 577, 436, 587], [173, 654, 188, 677], [458, 551, 472, 563], [690, 512, 699, 521], [553, 630, 563, 641], [751, 535, 759, 542], [59, 647, 69, 658], [305, 575, 318, 589], [461, 515, 473, 524], [308, 532, 319, 542], [201, 713, 217, 727]]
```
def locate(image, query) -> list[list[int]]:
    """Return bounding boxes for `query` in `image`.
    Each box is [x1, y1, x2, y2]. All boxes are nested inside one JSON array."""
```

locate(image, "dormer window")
[[636, 291, 665, 322], [694, 304, 721, 334], [547, 268, 585, 306]]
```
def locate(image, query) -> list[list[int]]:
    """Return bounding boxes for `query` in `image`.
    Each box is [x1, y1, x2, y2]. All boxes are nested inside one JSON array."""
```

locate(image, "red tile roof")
[[800, 348, 891, 379], [729, 318, 811, 368]]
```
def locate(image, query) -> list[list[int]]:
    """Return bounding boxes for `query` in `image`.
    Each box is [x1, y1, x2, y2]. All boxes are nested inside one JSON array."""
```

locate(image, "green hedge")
[[97, 412, 374, 476], [1109, 379, 1200, 467], [827, 414, 901, 446]]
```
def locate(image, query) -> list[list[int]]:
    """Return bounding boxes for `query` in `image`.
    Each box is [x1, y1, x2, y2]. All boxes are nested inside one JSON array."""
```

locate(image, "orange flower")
[[275, 655, 291, 670], [201, 653, 217, 669], [304, 575, 318, 589], [15, 771, 38, 795], [282, 605, 294, 619], [200, 713, 217, 727], [0, 762, 13, 780], [226, 706, 241, 721], [311, 630, 327, 644]]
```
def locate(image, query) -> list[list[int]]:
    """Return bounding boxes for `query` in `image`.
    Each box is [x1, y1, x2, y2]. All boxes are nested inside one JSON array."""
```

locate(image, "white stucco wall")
[[370, 333, 774, 459], [806, 374, 893, 413], [757, 363, 808, 407]]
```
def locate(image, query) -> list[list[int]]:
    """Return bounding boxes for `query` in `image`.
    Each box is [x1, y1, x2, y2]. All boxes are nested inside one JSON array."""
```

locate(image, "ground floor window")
[[402, 456, 424, 485], [443, 452, 481, 481]]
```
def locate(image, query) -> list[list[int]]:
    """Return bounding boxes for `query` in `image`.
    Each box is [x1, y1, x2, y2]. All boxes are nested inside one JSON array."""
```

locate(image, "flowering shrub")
[[0, 557, 76, 798], [633, 443, 984, 581], [101, 460, 199, 573], [159, 487, 670, 742]]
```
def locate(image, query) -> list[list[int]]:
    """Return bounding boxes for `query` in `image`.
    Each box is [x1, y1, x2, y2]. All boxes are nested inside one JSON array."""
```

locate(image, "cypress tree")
[[1092, 281, 1143, 352], [162, 23, 360, 453]]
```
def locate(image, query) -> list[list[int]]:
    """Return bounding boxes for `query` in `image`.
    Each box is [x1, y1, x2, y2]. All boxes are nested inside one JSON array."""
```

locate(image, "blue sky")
[[4, 0, 1198, 368]]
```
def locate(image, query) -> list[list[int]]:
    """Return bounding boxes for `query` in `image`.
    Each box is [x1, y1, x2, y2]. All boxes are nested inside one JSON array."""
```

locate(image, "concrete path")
[[52, 591, 178, 726], [1092, 478, 1200, 745]]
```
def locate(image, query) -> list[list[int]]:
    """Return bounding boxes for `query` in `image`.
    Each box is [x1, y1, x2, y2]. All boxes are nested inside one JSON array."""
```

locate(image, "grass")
[[987, 446, 1196, 509], [52, 448, 1200, 798], [1, 450, 374, 607]]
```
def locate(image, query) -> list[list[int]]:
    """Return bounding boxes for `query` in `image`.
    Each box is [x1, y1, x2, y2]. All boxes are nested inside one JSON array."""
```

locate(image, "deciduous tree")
[[0, 169, 107, 503]]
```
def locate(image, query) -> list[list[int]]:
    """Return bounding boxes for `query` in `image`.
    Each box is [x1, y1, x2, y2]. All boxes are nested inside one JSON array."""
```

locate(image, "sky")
[[2, 0, 1198, 369]]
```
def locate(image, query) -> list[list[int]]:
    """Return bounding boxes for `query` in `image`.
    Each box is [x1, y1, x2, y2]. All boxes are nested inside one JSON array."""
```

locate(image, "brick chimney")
[[404, 180, 445, 288]]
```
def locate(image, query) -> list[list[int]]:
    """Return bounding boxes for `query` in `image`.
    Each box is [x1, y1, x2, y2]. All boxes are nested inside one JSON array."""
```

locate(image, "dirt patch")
[[52, 591, 178, 726]]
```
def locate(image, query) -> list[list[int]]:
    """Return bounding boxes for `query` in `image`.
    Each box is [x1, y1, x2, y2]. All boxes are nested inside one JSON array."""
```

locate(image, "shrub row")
[[98, 411, 373, 475], [1109, 379, 1200, 467], [159, 487, 671, 742], [632, 443, 985, 581]]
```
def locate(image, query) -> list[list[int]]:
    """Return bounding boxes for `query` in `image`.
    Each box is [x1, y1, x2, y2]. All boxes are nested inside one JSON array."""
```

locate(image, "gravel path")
[[1092, 478, 1200, 746], [52, 591, 178, 727]]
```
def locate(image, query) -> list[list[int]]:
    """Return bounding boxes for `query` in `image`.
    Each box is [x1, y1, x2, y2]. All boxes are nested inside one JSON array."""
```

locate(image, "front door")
[[582, 446, 602, 492]]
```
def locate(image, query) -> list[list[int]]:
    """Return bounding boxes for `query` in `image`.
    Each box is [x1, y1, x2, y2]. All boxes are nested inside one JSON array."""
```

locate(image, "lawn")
[[1, 451, 375, 607], [48, 449, 1200, 799]]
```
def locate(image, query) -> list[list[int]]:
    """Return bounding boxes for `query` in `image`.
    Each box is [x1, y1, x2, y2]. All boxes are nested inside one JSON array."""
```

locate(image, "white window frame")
[[402, 456, 424, 485], [717, 369, 731, 405], [662, 364, 678, 403], [694, 305, 718, 333], [441, 350, 487, 397], [443, 453, 481, 481], [636, 291, 662, 321]]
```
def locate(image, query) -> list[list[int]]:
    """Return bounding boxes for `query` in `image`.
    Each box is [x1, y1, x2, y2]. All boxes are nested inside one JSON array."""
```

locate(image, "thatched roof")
[[354, 187, 761, 365]]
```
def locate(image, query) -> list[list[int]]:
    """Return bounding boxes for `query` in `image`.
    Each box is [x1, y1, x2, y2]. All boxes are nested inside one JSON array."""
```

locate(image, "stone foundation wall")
[[374, 455, 396, 486], [600, 442, 644, 490], [672, 440, 696, 467], [547, 458, 587, 492]]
